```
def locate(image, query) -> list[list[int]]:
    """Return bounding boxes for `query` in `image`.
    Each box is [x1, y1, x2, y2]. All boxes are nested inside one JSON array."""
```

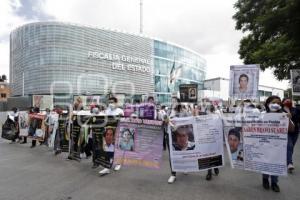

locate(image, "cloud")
[[0, 0, 289, 89]]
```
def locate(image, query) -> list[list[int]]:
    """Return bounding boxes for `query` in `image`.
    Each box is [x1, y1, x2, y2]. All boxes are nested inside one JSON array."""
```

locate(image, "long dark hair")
[[172, 97, 183, 113], [265, 95, 282, 113]]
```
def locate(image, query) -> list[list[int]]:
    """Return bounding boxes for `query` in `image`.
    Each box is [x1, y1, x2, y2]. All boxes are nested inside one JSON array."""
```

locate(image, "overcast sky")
[[0, 0, 288, 89]]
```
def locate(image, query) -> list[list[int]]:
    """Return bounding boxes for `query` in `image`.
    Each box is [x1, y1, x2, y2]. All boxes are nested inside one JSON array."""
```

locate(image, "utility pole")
[[140, 0, 143, 34]]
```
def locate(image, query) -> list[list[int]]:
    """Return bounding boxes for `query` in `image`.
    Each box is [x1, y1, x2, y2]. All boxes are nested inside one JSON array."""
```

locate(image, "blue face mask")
[[268, 103, 281, 112]]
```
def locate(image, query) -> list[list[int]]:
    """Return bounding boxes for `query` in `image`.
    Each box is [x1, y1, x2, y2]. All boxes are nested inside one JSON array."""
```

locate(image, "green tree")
[[233, 0, 300, 80]]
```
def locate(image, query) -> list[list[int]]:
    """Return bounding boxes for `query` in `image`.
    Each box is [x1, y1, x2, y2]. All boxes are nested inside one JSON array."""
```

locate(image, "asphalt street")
[[0, 138, 299, 200]]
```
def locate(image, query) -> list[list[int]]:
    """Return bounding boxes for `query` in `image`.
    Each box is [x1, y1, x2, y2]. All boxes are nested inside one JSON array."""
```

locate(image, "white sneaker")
[[114, 164, 122, 171], [288, 164, 295, 171], [168, 175, 176, 184], [99, 168, 110, 175]]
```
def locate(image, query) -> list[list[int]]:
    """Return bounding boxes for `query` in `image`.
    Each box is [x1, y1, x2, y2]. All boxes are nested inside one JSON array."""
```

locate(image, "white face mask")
[[268, 103, 281, 112], [109, 103, 115, 109]]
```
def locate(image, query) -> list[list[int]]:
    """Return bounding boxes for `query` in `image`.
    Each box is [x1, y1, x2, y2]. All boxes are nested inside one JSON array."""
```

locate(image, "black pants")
[[166, 133, 176, 176], [84, 138, 93, 157]]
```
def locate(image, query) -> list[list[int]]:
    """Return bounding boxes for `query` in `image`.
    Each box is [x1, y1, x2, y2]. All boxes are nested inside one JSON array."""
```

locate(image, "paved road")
[[0, 138, 299, 200]]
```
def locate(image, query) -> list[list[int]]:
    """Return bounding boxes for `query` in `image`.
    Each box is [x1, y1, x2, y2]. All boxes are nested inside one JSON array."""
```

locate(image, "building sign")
[[88, 51, 151, 73]]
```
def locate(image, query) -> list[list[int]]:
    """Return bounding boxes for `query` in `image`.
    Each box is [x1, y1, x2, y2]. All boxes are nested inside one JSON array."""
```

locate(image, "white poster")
[[19, 111, 29, 137], [224, 113, 288, 176], [229, 65, 259, 100], [291, 69, 300, 96], [32, 95, 54, 110], [168, 115, 224, 172]]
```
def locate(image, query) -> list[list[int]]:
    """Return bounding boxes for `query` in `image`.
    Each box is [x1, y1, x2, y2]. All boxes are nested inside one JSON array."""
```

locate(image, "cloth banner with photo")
[[168, 115, 224, 172], [113, 118, 164, 169], [224, 113, 288, 176], [179, 84, 198, 103], [19, 111, 29, 137], [124, 103, 156, 119], [229, 64, 259, 100], [291, 69, 300, 96], [69, 114, 90, 161], [91, 116, 119, 168], [58, 113, 70, 152], [27, 113, 46, 141]]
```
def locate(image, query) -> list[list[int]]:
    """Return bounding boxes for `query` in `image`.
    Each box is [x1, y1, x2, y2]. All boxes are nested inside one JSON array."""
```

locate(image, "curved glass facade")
[[154, 41, 206, 103], [10, 22, 206, 104]]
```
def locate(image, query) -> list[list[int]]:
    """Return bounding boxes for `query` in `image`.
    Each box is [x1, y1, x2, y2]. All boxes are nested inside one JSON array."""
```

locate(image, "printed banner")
[[19, 111, 29, 137], [179, 84, 198, 103], [124, 103, 155, 119], [27, 113, 46, 141], [92, 116, 119, 168], [58, 113, 69, 152], [168, 115, 224, 172], [229, 65, 259, 100], [291, 69, 300, 96], [32, 95, 54, 110], [69, 115, 90, 161], [224, 113, 288, 176], [114, 118, 164, 169]]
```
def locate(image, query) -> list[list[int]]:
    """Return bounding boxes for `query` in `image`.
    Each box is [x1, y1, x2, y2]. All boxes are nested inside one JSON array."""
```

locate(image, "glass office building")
[[10, 22, 206, 104]]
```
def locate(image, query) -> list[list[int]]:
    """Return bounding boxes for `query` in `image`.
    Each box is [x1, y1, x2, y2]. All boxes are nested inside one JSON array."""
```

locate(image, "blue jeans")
[[262, 174, 278, 184], [287, 133, 299, 165]]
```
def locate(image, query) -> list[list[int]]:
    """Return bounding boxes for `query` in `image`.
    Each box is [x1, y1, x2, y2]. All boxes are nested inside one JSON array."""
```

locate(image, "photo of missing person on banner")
[[230, 65, 259, 99], [103, 127, 115, 152], [171, 125, 195, 151], [292, 70, 300, 93], [226, 127, 243, 161], [118, 127, 135, 151], [188, 88, 197, 99]]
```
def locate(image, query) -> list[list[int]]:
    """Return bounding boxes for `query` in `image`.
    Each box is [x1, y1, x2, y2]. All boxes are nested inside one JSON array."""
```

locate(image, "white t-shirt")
[[105, 108, 124, 116]]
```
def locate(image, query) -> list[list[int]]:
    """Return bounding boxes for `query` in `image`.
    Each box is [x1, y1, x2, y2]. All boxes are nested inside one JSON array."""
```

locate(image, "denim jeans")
[[262, 174, 278, 184], [287, 133, 299, 165]]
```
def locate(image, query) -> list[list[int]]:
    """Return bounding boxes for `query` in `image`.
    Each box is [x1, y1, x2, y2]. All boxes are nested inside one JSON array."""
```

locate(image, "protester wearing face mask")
[[282, 98, 300, 173], [99, 97, 124, 175], [105, 97, 124, 116], [262, 95, 294, 192]]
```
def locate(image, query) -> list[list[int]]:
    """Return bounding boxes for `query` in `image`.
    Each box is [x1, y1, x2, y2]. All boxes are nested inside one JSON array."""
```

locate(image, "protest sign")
[[291, 69, 300, 96], [229, 65, 259, 100], [58, 113, 69, 152], [114, 118, 164, 169], [19, 111, 29, 137], [169, 115, 224, 172], [69, 115, 90, 161], [179, 84, 198, 103], [124, 103, 155, 119], [27, 113, 46, 141], [224, 113, 288, 176], [92, 116, 119, 168]]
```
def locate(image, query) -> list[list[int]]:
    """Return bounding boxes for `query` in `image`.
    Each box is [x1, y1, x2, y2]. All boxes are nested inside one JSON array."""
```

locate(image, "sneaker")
[[99, 168, 110, 176], [262, 178, 270, 190], [114, 164, 122, 171], [288, 164, 295, 173], [54, 150, 62, 155], [20, 141, 27, 144], [168, 175, 176, 184], [30, 145, 36, 148], [271, 183, 280, 192]]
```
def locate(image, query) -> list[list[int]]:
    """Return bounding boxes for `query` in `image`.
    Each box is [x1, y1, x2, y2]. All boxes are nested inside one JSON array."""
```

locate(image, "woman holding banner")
[[167, 97, 191, 183], [262, 95, 294, 192]]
